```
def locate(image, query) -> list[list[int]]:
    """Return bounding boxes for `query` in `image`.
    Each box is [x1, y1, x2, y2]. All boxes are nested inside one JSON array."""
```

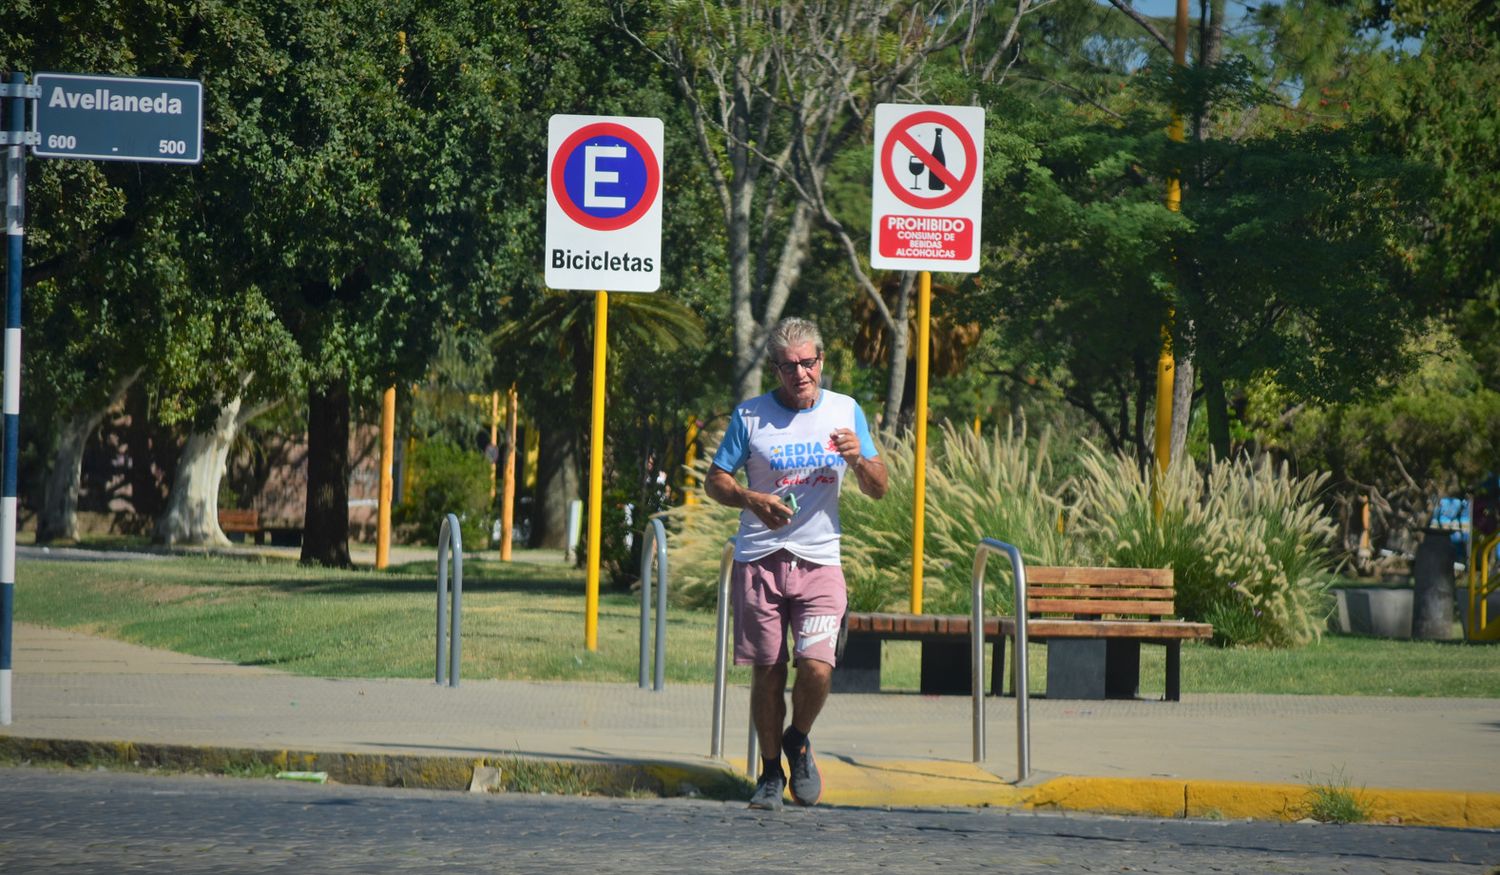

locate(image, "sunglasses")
[[773, 355, 822, 376]]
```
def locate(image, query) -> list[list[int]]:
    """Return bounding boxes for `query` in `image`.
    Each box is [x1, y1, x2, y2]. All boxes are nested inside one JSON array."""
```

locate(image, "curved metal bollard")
[[971, 538, 1029, 781], [638, 515, 669, 691], [710, 538, 739, 763], [436, 513, 463, 688]]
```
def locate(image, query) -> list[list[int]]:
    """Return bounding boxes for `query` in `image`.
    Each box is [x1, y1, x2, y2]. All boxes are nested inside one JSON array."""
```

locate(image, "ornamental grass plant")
[[663, 420, 1338, 647], [1070, 444, 1337, 647], [844, 421, 1077, 615]]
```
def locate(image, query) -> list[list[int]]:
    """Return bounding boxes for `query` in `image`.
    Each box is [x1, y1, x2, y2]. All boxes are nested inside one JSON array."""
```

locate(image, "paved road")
[[0, 768, 1495, 874]]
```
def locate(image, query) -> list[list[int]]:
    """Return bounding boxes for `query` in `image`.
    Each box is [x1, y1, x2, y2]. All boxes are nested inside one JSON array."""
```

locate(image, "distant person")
[[705, 317, 889, 811]]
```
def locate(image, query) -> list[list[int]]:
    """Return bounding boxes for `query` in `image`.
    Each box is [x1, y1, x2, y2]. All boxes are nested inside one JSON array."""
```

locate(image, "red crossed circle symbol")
[[880, 110, 977, 210]]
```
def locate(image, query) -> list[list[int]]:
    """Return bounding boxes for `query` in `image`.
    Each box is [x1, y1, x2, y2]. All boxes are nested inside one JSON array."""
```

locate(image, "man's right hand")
[[746, 491, 794, 530], [706, 466, 793, 529]]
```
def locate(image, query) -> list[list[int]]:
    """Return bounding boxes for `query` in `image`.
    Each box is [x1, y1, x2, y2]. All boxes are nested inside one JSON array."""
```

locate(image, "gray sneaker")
[[748, 771, 785, 811], [782, 728, 821, 806]]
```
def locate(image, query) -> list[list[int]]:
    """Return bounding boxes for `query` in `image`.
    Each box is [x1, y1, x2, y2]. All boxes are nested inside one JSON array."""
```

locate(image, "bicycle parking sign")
[[545, 115, 663, 292]]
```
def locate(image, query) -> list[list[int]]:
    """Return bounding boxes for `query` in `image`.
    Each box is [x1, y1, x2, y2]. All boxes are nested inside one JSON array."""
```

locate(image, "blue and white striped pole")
[[1, 71, 26, 725]]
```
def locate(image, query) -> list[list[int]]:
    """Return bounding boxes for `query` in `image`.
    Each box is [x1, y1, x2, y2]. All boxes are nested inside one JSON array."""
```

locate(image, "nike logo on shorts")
[[796, 615, 839, 652]]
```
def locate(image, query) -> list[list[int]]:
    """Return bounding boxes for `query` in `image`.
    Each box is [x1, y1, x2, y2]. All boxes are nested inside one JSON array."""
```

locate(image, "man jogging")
[[705, 317, 889, 811]]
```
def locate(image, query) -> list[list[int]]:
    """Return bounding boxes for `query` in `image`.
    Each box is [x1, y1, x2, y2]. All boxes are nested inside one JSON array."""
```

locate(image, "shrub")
[[395, 441, 492, 551], [1071, 444, 1337, 647], [1296, 767, 1370, 823]]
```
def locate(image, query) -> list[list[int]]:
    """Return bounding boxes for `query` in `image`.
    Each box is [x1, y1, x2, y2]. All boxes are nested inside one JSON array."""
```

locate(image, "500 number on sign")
[[158, 140, 188, 155]]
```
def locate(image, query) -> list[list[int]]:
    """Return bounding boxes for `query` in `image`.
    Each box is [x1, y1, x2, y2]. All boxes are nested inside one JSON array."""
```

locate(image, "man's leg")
[[783, 657, 832, 806], [751, 663, 789, 754], [789, 657, 831, 734], [747, 662, 789, 810]]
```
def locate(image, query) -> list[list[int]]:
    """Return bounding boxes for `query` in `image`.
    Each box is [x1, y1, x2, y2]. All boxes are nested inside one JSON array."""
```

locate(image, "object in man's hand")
[[783, 493, 800, 515]]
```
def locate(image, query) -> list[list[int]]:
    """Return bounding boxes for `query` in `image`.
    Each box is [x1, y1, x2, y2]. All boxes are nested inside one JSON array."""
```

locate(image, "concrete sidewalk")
[[3, 623, 1498, 827]]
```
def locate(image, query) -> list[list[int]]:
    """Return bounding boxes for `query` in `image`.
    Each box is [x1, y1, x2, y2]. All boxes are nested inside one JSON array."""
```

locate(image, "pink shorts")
[[732, 549, 847, 667]]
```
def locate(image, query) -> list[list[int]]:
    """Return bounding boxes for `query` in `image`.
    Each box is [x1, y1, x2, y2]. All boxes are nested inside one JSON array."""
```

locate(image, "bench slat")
[[845, 613, 1002, 637], [1027, 586, 1176, 600], [1028, 598, 1177, 616], [1027, 566, 1173, 587], [1000, 618, 1213, 639]]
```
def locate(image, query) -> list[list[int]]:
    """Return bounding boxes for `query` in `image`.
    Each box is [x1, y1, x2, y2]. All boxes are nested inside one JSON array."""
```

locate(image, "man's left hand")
[[829, 428, 863, 467]]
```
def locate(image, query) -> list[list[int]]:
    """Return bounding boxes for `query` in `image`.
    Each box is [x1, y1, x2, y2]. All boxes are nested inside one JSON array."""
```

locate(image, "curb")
[[0, 736, 748, 801], [3, 735, 1495, 828], [1024, 776, 1500, 829]]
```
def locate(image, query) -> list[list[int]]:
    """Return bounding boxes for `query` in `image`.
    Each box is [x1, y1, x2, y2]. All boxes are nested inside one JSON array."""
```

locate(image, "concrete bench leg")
[[1046, 639, 1140, 699], [917, 640, 1007, 696], [920, 640, 970, 694], [831, 635, 882, 693], [1165, 641, 1181, 701]]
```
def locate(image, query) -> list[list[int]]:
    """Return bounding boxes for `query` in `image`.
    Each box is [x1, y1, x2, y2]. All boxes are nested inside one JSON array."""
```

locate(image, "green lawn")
[[14, 552, 1499, 697]]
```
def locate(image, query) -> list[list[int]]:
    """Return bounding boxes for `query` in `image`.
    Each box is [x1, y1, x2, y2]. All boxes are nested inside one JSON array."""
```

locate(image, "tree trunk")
[[37, 369, 140, 543], [154, 398, 243, 547], [729, 198, 815, 402], [882, 272, 916, 430], [301, 378, 352, 567], [1201, 362, 1232, 459], [1170, 350, 1194, 464], [534, 430, 578, 551], [38, 412, 100, 543], [154, 377, 277, 547]]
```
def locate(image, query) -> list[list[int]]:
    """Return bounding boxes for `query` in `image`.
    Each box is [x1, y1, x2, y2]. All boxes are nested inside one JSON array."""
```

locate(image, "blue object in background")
[[1430, 497, 1470, 563], [1432, 495, 1500, 566]]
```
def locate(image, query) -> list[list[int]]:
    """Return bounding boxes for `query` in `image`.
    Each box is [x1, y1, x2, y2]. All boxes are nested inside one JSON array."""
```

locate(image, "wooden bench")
[[831, 566, 1213, 700], [217, 508, 263, 545]]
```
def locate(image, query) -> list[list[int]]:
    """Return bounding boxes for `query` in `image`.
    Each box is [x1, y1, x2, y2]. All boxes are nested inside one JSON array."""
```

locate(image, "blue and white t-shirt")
[[712, 389, 879, 566]]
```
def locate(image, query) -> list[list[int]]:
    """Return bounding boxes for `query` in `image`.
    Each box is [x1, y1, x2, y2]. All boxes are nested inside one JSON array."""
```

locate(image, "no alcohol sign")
[[869, 104, 984, 273]]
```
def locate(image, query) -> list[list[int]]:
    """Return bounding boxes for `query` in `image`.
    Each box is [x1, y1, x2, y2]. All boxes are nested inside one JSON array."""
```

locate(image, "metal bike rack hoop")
[[971, 537, 1030, 782], [638, 515, 669, 691], [436, 513, 463, 687]]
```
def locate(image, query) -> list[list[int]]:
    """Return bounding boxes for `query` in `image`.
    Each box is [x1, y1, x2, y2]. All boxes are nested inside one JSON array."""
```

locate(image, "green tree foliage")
[[394, 440, 491, 550], [964, 3, 1436, 460], [1387, 0, 1500, 382], [2, 1, 294, 502], [1250, 326, 1500, 563]]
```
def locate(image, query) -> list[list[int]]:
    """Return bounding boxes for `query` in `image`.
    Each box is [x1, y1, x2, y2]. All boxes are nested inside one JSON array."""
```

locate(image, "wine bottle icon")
[[927, 128, 947, 191]]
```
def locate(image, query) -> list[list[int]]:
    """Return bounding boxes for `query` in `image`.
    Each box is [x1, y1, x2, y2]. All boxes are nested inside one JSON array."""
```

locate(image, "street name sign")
[[545, 114, 663, 292], [869, 104, 984, 273], [33, 72, 202, 164]]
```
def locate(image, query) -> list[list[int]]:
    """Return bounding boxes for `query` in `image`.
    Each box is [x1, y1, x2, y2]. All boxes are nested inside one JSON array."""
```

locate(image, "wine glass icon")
[[908, 149, 925, 189]]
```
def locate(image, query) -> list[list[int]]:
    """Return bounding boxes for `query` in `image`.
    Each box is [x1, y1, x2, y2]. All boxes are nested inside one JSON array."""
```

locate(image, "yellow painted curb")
[[1023, 777, 1500, 829], [1026, 776, 1188, 818]]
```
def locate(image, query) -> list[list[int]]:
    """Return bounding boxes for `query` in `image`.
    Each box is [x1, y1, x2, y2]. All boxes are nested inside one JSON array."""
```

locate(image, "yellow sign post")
[[500, 385, 518, 561], [585, 290, 609, 650], [1152, 0, 1190, 518], [911, 271, 932, 613], [375, 385, 395, 570], [545, 113, 664, 651]]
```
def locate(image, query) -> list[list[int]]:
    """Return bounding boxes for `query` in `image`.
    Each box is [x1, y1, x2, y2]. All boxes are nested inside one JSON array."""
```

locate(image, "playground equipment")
[[1466, 478, 1500, 643], [435, 513, 463, 686]]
